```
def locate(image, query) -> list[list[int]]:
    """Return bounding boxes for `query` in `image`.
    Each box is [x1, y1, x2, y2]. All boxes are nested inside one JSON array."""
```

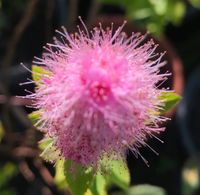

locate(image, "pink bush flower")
[[32, 21, 169, 167]]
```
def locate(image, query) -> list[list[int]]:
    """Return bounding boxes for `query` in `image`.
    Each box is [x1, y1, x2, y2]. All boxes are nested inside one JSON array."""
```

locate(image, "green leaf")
[[125, 184, 167, 195], [39, 137, 61, 163], [173, 2, 186, 24], [90, 172, 107, 195], [64, 161, 94, 195], [102, 157, 130, 190], [149, 0, 168, 16], [54, 159, 69, 189], [63, 157, 129, 195], [189, 0, 200, 8], [54, 154, 130, 195], [159, 91, 181, 114], [28, 111, 40, 125], [167, 1, 186, 25], [100, 0, 187, 35], [0, 162, 18, 189], [32, 65, 51, 85]]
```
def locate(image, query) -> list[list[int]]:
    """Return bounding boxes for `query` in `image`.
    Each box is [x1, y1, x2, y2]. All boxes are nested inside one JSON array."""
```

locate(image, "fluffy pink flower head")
[[32, 21, 169, 167]]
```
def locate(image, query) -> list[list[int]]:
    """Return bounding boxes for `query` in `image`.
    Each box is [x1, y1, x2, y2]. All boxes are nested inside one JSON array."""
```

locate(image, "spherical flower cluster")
[[32, 21, 169, 167]]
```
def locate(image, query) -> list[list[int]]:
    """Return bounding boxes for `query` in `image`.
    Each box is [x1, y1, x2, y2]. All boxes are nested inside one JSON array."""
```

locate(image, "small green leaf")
[[32, 65, 51, 85], [28, 111, 40, 125], [39, 137, 61, 162], [126, 184, 167, 195], [90, 172, 107, 195], [64, 161, 94, 195], [149, 0, 168, 16], [101, 157, 130, 190], [39, 137, 54, 150], [159, 91, 181, 114], [54, 159, 69, 189]]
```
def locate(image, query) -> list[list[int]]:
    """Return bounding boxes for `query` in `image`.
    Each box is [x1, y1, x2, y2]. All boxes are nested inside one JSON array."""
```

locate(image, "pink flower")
[[32, 21, 169, 167]]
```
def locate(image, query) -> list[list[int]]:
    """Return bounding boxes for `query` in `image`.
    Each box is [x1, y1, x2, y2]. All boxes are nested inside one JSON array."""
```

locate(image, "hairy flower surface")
[[32, 21, 169, 167]]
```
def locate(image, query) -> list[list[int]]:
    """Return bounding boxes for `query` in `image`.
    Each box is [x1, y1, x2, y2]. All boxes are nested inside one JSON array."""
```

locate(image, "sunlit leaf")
[[28, 111, 40, 125], [54, 159, 69, 189], [90, 172, 107, 195], [170, 2, 186, 24], [159, 91, 181, 114], [32, 65, 51, 85], [149, 0, 167, 15], [64, 161, 94, 195], [119, 184, 167, 195], [101, 157, 130, 190], [128, 8, 152, 20], [39, 137, 61, 162], [100, 0, 187, 35], [85, 189, 93, 195]]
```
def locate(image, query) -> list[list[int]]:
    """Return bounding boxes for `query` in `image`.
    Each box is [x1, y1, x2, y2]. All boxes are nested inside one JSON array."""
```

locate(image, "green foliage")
[[89, 157, 130, 195], [159, 91, 181, 114], [0, 189, 16, 195], [54, 159, 69, 189], [0, 162, 18, 195], [29, 116, 59, 162], [64, 161, 94, 195], [189, 0, 200, 8], [102, 157, 130, 190], [90, 172, 107, 195], [0, 162, 18, 188], [100, 0, 186, 35], [28, 110, 40, 125], [39, 137, 61, 163], [53, 156, 130, 195], [32, 65, 51, 85], [112, 184, 167, 195]]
